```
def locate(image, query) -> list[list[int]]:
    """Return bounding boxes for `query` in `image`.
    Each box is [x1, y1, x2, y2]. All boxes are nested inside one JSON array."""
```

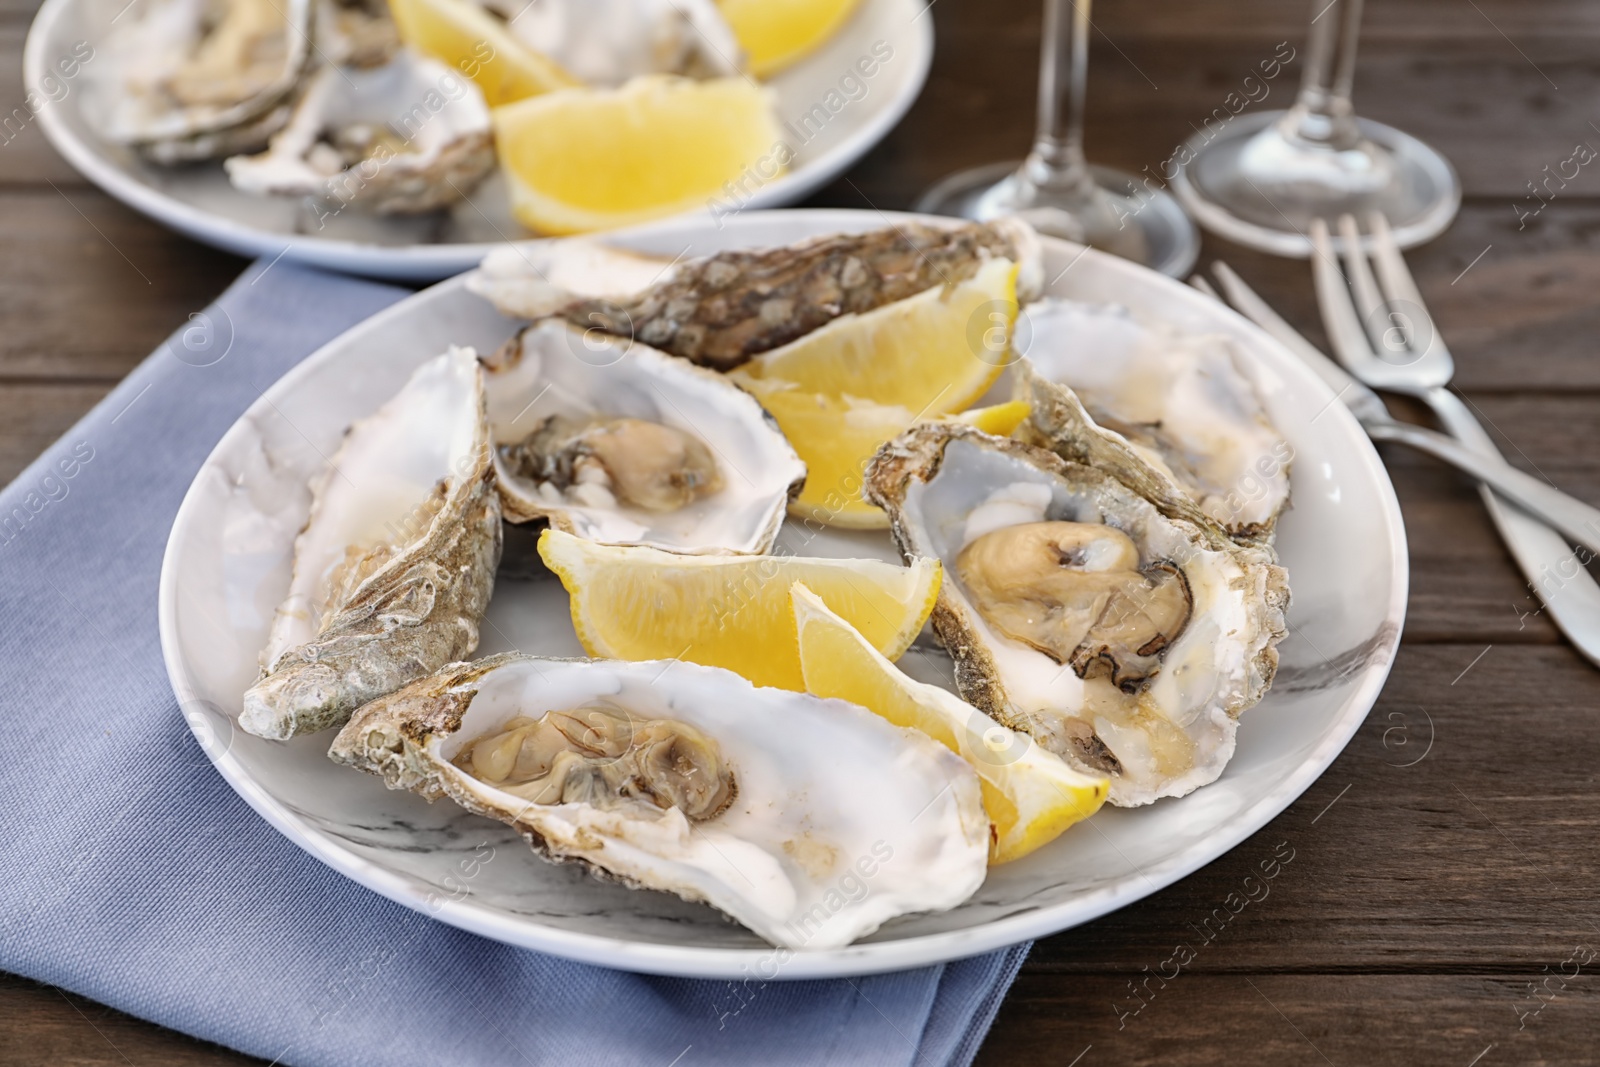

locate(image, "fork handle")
[[1420, 388, 1600, 663], [1368, 419, 1600, 559]]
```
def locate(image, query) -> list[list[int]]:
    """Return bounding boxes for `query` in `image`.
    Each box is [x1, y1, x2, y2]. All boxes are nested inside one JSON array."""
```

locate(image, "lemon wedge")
[[538, 527, 940, 690], [739, 389, 1030, 528], [492, 76, 784, 235], [728, 256, 1021, 528], [791, 582, 1108, 863], [387, 0, 579, 106], [730, 257, 1018, 413], [718, 0, 865, 77]]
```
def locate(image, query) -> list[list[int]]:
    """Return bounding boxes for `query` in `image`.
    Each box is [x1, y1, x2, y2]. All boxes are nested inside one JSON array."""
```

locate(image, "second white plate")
[[26, 0, 932, 279]]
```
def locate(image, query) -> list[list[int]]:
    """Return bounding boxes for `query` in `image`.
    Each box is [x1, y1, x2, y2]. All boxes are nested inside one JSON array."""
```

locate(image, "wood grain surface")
[[4, 0, 1599, 1064]]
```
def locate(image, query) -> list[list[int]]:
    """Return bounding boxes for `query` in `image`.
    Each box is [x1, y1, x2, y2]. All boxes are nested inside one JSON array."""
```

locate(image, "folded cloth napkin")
[[0, 260, 1029, 1067]]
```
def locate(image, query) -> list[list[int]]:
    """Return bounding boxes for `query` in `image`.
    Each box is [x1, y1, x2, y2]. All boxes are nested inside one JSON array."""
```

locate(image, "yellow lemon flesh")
[[538, 527, 940, 691], [387, 0, 579, 106], [718, 0, 865, 78], [738, 389, 1031, 529], [729, 257, 1020, 527], [731, 257, 1017, 410], [792, 583, 1109, 863], [493, 76, 784, 235]]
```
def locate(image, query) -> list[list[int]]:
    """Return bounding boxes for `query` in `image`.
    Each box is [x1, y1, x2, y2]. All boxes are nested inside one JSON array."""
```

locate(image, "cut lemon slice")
[[538, 527, 940, 690], [718, 0, 865, 78], [792, 583, 1108, 863], [493, 76, 784, 235], [739, 388, 1031, 529], [729, 257, 1018, 415], [387, 0, 579, 106]]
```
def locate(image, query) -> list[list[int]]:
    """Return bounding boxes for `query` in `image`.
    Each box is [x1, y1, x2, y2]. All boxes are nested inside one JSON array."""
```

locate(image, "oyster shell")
[[1017, 300, 1292, 542], [476, 0, 743, 86], [240, 348, 502, 740], [484, 319, 805, 553], [224, 50, 495, 214], [866, 423, 1288, 807], [469, 218, 1045, 371], [89, 0, 314, 163], [330, 654, 990, 948], [319, 0, 403, 68]]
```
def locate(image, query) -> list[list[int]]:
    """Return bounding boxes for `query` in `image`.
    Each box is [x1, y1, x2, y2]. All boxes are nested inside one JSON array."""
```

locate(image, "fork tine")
[[1188, 273, 1221, 300], [1310, 217, 1381, 370], [1337, 214, 1391, 355], [1367, 211, 1453, 361]]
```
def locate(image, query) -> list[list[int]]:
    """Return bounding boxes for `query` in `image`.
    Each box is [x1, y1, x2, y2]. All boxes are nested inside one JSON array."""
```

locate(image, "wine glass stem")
[[1284, 0, 1366, 149], [1020, 0, 1097, 199]]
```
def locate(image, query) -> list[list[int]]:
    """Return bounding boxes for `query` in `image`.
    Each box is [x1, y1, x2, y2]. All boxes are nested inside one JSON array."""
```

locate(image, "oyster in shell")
[[469, 219, 1044, 371], [330, 654, 990, 948], [225, 50, 495, 214], [866, 423, 1288, 807], [1017, 300, 1291, 542], [484, 319, 805, 553], [477, 0, 743, 86], [240, 348, 501, 740], [88, 0, 314, 163]]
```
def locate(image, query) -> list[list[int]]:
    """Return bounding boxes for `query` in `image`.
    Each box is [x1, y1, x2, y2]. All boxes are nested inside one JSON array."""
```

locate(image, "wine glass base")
[[1170, 110, 1461, 257], [915, 161, 1201, 279]]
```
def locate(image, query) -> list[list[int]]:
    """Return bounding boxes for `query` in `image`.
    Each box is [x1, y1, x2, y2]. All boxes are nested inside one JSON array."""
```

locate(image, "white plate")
[[159, 209, 1408, 979], [25, 0, 932, 280]]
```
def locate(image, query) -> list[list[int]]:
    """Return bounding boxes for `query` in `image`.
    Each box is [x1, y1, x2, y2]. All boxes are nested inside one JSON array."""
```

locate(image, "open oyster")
[[469, 219, 1044, 370], [476, 0, 743, 86], [89, 0, 314, 163], [330, 654, 990, 948], [866, 424, 1288, 807], [240, 348, 501, 740], [1017, 300, 1292, 543], [483, 319, 805, 553], [224, 50, 495, 214]]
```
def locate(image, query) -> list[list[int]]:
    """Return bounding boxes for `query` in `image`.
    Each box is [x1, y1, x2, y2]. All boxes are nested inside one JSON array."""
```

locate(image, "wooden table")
[[5, 1, 1600, 1063]]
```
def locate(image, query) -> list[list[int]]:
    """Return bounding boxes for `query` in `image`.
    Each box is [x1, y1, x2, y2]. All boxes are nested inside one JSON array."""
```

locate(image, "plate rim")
[[157, 208, 1409, 979], [25, 0, 934, 281]]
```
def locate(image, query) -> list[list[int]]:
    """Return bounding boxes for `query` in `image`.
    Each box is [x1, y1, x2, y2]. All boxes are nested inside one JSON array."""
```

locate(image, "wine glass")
[[1170, 0, 1460, 256], [915, 0, 1199, 278]]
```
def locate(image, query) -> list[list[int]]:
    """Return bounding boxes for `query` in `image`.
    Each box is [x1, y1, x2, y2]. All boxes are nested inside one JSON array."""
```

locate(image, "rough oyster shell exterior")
[[240, 350, 502, 740], [470, 218, 1044, 370]]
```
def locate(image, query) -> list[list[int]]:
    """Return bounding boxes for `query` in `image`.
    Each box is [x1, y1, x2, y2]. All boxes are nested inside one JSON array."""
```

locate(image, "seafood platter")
[[160, 209, 1407, 978]]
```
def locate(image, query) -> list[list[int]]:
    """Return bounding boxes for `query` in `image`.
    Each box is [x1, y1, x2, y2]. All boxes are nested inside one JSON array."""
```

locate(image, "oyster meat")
[[483, 319, 805, 553], [224, 50, 495, 214], [866, 424, 1288, 807], [477, 0, 744, 86], [468, 219, 1044, 370], [330, 654, 990, 948], [240, 347, 502, 740], [88, 0, 313, 163], [1017, 299, 1292, 542]]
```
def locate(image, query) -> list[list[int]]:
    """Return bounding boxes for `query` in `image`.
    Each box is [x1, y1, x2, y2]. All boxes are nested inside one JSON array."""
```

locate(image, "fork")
[[1191, 261, 1600, 561], [1303, 213, 1600, 662]]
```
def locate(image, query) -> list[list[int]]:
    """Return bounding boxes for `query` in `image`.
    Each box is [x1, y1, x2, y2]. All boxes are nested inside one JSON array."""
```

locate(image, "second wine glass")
[[915, 0, 1199, 278]]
